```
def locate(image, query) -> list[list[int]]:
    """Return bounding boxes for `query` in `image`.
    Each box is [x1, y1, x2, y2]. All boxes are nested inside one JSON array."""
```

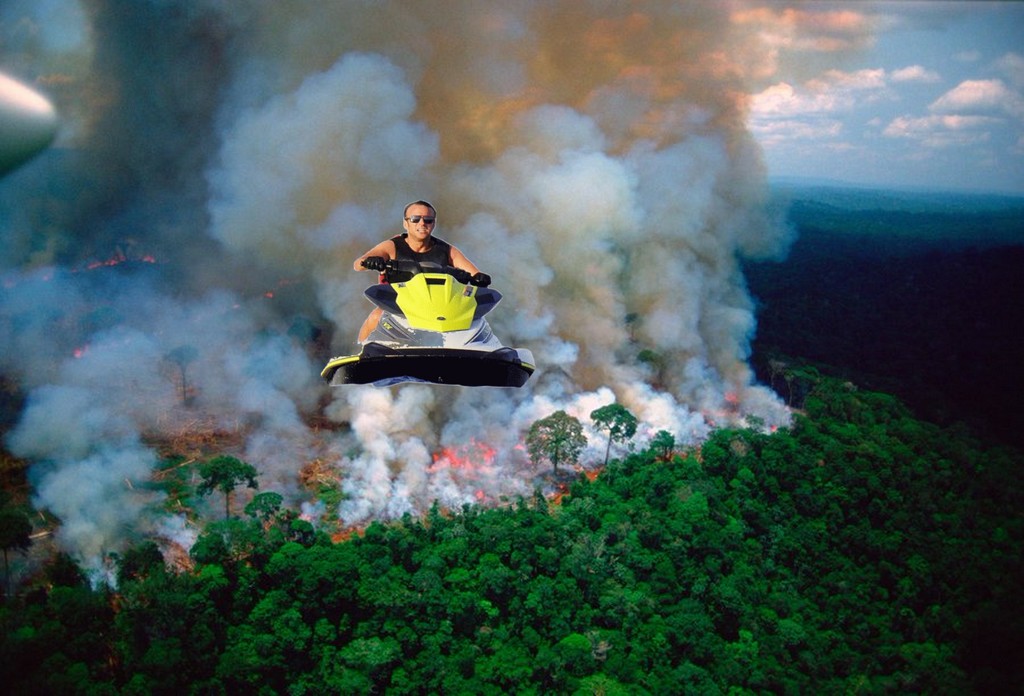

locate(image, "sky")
[[745, 1, 1024, 194], [2, 2, 1022, 194]]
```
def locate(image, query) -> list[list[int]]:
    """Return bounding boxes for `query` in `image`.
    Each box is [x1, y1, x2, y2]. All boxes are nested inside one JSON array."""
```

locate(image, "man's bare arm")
[[353, 240, 396, 270], [449, 245, 480, 275]]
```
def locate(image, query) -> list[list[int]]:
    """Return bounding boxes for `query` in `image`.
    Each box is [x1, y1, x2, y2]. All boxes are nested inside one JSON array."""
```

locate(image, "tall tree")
[[526, 410, 586, 473], [197, 456, 259, 519], [590, 403, 638, 466], [245, 491, 284, 524], [650, 430, 676, 461]]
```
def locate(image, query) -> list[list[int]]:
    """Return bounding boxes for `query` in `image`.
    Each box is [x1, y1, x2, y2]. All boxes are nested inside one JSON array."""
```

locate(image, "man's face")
[[403, 204, 436, 244]]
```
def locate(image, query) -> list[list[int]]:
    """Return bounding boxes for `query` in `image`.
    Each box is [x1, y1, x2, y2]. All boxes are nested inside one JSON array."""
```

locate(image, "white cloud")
[[891, 65, 941, 84], [750, 67, 892, 120], [749, 116, 842, 146], [884, 73, 1023, 159], [748, 67, 904, 153], [750, 82, 837, 117], [884, 114, 1002, 148], [930, 79, 1024, 119]]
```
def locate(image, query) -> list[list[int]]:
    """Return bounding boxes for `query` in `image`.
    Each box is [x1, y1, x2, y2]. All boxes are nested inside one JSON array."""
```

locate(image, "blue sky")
[[745, 2, 1024, 194]]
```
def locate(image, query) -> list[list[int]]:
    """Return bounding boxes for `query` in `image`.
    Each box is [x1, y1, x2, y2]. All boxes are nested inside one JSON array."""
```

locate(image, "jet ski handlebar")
[[361, 257, 491, 287]]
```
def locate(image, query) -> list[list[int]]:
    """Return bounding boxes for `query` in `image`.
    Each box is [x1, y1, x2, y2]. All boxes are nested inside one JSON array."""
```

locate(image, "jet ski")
[[322, 258, 535, 387]]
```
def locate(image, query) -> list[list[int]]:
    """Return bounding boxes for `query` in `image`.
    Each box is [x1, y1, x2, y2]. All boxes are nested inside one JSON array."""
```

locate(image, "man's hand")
[[360, 256, 387, 271], [470, 272, 491, 287], [450, 268, 472, 284]]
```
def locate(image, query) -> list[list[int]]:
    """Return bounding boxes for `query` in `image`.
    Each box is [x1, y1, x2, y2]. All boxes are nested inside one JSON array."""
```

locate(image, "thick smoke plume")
[[1, 1, 797, 575]]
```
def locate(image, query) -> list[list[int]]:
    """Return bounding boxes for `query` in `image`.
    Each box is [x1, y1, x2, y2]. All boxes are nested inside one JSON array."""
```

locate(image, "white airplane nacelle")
[[0, 71, 58, 177]]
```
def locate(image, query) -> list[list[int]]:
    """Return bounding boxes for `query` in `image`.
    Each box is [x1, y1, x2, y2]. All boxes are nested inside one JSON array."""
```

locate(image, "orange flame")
[[429, 438, 498, 474], [428, 440, 499, 506], [83, 252, 157, 271]]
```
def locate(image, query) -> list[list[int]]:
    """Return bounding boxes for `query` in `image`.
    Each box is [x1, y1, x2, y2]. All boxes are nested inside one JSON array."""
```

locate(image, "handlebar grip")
[[361, 256, 387, 271]]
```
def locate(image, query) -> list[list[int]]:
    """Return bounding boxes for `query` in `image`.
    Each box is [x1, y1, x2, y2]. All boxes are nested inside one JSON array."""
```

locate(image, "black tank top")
[[386, 234, 452, 282], [392, 234, 451, 264]]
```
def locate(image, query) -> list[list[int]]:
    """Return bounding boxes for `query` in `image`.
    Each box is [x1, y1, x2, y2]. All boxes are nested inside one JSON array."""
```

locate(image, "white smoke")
[[27, 444, 160, 577], [1, 1, 803, 568]]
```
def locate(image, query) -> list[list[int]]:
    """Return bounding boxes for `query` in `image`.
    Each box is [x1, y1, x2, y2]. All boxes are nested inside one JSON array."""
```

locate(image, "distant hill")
[[768, 182, 1024, 255], [770, 177, 1024, 207], [749, 185, 1024, 448]]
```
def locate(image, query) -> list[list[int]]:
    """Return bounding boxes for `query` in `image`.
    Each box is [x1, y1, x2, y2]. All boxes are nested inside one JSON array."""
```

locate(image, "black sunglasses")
[[405, 216, 436, 224]]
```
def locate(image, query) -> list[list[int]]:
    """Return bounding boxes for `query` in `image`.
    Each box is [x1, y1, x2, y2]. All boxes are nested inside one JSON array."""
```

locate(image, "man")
[[352, 200, 488, 342]]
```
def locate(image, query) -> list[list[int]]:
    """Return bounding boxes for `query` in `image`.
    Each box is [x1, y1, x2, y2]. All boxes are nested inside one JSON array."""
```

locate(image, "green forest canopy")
[[2, 374, 1021, 694]]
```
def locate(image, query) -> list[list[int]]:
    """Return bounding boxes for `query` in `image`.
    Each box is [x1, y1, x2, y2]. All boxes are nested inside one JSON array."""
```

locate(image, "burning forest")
[[0, 1, 822, 579]]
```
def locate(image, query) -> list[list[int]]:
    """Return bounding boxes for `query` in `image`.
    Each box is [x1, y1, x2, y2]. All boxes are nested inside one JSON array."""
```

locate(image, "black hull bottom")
[[322, 344, 534, 388]]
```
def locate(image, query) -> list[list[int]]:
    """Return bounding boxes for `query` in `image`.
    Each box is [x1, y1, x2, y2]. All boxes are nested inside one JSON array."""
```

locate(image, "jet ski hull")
[[322, 343, 535, 388], [326, 262, 535, 388]]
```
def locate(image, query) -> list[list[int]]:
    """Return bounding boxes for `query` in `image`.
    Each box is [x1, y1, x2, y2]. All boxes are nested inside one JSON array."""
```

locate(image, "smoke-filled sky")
[[0, 0, 934, 573]]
